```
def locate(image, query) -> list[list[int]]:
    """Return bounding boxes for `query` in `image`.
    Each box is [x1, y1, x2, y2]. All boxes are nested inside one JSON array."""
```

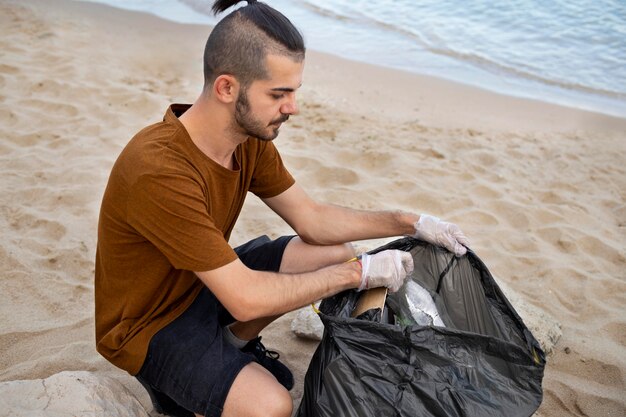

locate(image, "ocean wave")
[[300, 0, 626, 101]]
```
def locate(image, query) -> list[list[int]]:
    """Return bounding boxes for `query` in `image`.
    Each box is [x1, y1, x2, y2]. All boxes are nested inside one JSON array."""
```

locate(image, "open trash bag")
[[296, 238, 545, 417]]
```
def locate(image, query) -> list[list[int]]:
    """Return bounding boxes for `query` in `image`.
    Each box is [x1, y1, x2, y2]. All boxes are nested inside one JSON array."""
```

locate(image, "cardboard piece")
[[351, 287, 388, 318]]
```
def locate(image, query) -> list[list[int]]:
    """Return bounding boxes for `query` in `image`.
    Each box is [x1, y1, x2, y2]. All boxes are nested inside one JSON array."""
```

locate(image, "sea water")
[[79, 0, 626, 117]]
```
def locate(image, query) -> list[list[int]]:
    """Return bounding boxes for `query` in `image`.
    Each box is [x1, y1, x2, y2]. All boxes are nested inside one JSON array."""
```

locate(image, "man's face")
[[234, 54, 303, 141]]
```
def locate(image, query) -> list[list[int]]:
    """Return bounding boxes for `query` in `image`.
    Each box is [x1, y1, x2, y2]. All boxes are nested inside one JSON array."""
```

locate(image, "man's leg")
[[228, 236, 355, 339], [214, 238, 355, 417], [206, 362, 292, 417], [211, 237, 355, 416]]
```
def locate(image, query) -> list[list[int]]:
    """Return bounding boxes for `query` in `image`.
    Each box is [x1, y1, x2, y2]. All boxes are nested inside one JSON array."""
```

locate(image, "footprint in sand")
[[314, 166, 359, 187], [471, 184, 502, 199], [6, 208, 67, 242], [400, 191, 445, 214], [600, 322, 626, 346], [285, 155, 317, 171], [18, 98, 79, 119], [0, 63, 20, 75], [492, 200, 531, 229], [462, 210, 499, 227], [536, 226, 578, 254], [470, 150, 499, 167], [546, 383, 624, 416]]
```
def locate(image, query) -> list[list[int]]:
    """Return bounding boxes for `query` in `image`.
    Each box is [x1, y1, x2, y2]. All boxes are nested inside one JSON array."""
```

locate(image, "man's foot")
[[241, 336, 294, 391], [136, 377, 194, 417]]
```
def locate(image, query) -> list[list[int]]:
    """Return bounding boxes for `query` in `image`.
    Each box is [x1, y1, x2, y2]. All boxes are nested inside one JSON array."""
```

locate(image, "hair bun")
[[212, 0, 255, 15]]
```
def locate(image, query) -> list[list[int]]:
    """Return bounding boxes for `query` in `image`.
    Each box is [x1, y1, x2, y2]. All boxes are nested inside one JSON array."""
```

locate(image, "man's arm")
[[262, 183, 420, 245], [195, 258, 362, 322]]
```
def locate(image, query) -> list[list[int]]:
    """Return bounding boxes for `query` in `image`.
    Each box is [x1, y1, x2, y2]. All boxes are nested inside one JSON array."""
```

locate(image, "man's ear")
[[213, 75, 239, 104]]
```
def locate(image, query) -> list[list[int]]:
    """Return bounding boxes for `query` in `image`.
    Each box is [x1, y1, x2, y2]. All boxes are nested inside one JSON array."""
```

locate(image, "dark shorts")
[[136, 235, 295, 417]]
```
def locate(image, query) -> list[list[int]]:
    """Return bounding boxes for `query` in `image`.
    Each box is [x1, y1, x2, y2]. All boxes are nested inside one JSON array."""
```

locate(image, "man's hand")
[[412, 214, 470, 256], [359, 250, 414, 293]]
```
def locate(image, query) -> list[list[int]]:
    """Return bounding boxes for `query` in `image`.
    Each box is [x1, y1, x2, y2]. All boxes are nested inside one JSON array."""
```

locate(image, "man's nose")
[[281, 96, 299, 115]]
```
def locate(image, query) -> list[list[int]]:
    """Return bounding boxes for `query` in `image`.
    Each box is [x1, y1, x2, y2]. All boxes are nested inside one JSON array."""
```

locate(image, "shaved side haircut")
[[204, 0, 306, 91]]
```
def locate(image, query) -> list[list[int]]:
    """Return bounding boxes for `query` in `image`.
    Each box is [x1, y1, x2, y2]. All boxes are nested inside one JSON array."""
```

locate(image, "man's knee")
[[222, 363, 293, 417], [262, 387, 293, 417], [226, 381, 292, 417]]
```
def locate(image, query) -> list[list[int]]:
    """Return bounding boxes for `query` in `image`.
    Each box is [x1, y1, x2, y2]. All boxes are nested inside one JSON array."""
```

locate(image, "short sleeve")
[[126, 173, 237, 272], [249, 141, 295, 199]]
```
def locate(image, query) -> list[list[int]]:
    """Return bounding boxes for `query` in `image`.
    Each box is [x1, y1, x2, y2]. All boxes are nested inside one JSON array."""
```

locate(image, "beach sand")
[[1, 0, 625, 415]]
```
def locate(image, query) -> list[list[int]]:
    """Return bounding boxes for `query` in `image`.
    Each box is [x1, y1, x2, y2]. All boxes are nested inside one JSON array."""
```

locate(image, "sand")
[[0, 0, 624, 415]]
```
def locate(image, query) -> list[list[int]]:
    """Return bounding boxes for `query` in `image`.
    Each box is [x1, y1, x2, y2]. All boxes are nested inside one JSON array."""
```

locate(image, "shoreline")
[[1, 1, 625, 416], [304, 48, 626, 134], [77, 0, 626, 119]]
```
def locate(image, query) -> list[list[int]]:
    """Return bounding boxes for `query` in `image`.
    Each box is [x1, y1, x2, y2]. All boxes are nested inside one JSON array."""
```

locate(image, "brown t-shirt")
[[95, 104, 295, 374]]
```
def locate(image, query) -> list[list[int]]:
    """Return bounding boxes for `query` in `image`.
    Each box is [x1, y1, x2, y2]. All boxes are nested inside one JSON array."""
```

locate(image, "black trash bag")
[[296, 237, 545, 417]]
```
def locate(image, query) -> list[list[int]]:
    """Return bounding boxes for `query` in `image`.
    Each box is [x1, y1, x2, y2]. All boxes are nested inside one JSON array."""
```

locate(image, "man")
[[95, 1, 469, 416]]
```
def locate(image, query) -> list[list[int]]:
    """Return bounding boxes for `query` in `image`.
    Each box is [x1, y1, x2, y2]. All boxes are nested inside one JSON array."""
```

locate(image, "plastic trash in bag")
[[296, 237, 545, 417], [389, 280, 445, 327]]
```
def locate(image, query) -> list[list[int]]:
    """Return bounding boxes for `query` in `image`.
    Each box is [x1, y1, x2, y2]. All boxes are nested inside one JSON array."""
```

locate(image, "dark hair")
[[203, 0, 305, 90]]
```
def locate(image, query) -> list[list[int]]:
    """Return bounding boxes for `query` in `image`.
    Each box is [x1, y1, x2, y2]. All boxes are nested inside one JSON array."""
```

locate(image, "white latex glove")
[[359, 250, 414, 293], [412, 214, 470, 256]]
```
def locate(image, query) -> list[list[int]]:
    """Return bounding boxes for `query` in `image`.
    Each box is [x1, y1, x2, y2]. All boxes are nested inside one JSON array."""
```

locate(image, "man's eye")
[[271, 94, 285, 100]]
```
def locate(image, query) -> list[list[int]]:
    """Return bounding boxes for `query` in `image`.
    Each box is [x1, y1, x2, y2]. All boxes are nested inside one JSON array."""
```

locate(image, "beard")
[[234, 89, 289, 141]]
